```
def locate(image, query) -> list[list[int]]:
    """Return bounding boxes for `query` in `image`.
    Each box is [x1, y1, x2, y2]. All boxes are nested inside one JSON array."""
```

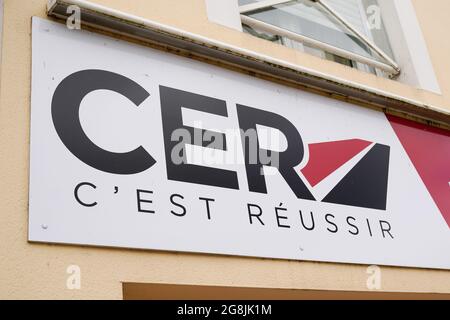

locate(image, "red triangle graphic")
[[387, 115, 450, 229], [301, 139, 372, 187]]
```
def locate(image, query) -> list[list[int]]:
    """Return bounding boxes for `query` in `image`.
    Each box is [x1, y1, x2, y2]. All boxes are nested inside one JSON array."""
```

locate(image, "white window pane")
[[241, 0, 382, 61], [324, 0, 394, 59]]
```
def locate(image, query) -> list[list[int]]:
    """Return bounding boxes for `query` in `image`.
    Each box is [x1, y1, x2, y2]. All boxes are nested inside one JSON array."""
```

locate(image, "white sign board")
[[29, 18, 450, 269]]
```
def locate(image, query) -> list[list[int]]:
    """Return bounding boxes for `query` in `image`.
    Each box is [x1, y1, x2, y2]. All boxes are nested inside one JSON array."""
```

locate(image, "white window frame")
[[237, 0, 400, 76], [205, 0, 243, 32], [378, 0, 441, 94], [206, 0, 441, 93]]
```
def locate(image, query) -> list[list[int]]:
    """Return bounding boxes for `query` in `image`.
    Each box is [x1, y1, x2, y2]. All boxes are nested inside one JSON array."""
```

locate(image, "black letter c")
[[52, 69, 155, 174]]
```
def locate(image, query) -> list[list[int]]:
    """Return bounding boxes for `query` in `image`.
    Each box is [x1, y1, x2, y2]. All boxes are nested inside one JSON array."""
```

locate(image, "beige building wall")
[[0, 0, 448, 299]]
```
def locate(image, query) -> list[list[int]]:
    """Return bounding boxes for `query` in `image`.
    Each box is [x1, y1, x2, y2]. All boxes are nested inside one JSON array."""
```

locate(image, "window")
[[238, 0, 400, 77]]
